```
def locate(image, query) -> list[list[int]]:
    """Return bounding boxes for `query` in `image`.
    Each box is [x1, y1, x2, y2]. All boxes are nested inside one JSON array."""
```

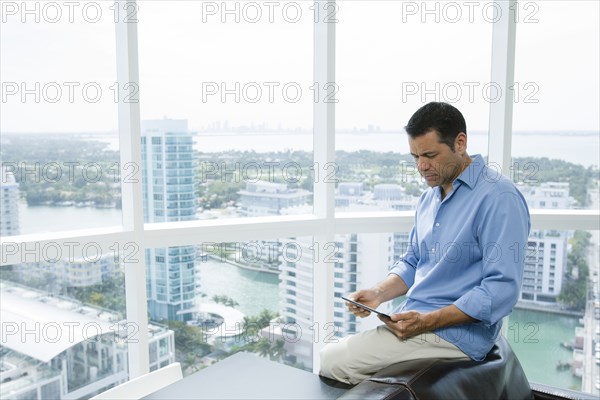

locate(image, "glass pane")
[[137, 1, 313, 222], [512, 1, 599, 210], [509, 229, 599, 395], [0, 1, 121, 235], [148, 237, 321, 375], [336, 0, 492, 189], [511, 3, 599, 393]]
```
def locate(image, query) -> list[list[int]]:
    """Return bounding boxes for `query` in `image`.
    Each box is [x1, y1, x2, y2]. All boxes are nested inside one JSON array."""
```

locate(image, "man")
[[319, 102, 530, 385]]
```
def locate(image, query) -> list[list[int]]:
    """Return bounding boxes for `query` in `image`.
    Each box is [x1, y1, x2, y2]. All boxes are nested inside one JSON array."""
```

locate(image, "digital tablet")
[[341, 296, 391, 319]]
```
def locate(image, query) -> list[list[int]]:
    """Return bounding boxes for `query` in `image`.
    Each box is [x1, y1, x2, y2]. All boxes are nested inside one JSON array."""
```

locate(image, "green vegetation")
[[2, 135, 595, 210], [166, 308, 286, 375], [511, 157, 595, 207], [66, 275, 127, 314], [196, 151, 596, 210], [211, 294, 239, 307], [0, 267, 126, 314], [557, 231, 592, 311], [167, 320, 213, 374], [0, 134, 120, 207], [229, 309, 288, 362]]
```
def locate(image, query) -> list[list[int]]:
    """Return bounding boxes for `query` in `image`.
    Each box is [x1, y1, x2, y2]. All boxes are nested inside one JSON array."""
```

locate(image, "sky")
[[1, 0, 599, 133]]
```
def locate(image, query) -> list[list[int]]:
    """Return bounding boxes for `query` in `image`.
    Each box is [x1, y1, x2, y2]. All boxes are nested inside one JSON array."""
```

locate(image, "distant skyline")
[[1, 1, 598, 133]]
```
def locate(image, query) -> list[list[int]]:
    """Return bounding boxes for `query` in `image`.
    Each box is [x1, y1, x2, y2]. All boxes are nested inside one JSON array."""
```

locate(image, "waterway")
[[197, 259, 280, 317], [507, 308, 581, 391]]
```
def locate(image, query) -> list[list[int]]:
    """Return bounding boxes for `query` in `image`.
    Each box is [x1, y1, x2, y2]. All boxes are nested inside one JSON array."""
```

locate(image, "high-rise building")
[[278, 231, 394, 368], [1, 167, 20, 236], [141, 119, 198, 321], [519, 182, 573, 303]]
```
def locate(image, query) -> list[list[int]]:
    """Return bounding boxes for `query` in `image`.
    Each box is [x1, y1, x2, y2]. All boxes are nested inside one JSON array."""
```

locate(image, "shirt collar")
[[454, 154, 485, 190]]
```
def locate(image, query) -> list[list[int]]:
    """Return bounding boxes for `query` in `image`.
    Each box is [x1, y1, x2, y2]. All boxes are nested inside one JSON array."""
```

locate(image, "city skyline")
[[1, 1, 598, 133]]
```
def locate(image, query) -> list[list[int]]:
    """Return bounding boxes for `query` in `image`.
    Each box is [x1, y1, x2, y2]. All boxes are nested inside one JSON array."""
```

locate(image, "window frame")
[[0, 0, 598, 394]]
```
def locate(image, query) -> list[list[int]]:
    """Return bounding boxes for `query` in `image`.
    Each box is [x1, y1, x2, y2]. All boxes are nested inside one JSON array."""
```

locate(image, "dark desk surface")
[[143, 352, 351, 400]]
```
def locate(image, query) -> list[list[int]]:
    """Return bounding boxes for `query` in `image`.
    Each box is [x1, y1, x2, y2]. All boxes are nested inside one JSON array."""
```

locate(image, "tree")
[[557, 230, 591, 311]]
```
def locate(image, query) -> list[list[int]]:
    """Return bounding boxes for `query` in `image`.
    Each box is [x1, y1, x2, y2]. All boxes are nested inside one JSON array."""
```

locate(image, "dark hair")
[[404, 102, 467, 150]]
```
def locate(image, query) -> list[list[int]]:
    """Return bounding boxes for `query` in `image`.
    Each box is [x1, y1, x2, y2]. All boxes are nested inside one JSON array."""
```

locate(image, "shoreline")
[[206, 255, 280, 276], [515, 301, 584, 317]]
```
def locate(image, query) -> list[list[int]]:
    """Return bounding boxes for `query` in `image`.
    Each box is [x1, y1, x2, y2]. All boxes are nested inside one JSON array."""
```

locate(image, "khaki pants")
[[319, 325, 469, 385]]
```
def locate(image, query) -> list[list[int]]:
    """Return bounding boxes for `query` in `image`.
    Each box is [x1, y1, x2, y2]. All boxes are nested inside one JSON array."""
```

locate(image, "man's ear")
[[455, 132, 467, 153]]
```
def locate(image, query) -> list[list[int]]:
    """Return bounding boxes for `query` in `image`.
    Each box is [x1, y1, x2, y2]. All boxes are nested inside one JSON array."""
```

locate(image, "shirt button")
[[435, 222, 440, 227]]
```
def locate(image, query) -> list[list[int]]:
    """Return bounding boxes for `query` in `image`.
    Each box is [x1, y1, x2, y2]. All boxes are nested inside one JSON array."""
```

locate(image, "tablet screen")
[[341, 296, 391, 319]]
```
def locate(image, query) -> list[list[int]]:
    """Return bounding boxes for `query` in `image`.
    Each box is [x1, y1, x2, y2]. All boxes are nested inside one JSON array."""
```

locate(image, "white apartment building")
[[278, 231, 394, 368], [519, 182, 573, 303], [1, 167, 20, 237], [238, 181, 311, 217], [0, 282, 175, 400], [141, 119, 199, 321], [16, 254, 120, 292]]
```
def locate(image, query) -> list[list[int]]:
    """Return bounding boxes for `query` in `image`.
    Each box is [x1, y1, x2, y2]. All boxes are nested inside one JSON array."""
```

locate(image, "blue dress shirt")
[[389, 154, 531, 360]]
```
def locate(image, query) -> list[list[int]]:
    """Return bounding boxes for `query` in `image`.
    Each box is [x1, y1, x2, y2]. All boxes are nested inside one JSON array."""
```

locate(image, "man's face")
[[408, 130, 467, 191]]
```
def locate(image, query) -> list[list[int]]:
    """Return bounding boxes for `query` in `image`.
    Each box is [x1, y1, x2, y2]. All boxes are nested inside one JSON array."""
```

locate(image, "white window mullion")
[[487, 0, 517, 173], [115, 0, 149, 379], [312, 0, 336, 374]]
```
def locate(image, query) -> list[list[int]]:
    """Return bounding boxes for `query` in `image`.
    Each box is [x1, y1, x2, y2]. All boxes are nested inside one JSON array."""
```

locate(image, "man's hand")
[[345, 275, 409, 318], [344, 289, 383, 318], [379, 305, 478, 340], [379, 311, 430, 339]]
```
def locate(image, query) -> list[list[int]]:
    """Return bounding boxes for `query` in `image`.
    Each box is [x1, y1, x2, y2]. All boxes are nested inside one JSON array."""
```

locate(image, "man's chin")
[[424, 177, 439, 187]]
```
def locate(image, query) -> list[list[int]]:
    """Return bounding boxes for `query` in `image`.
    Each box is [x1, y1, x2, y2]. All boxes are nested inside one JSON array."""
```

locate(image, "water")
[[197, 259, 280, 317], [507, 308, 582, 391], [16, 203, 122, 235]]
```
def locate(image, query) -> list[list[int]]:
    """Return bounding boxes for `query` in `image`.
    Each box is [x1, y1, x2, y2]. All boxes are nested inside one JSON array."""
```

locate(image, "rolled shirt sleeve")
[[453, 187, 531, 325], [388, 226, 419, 288]]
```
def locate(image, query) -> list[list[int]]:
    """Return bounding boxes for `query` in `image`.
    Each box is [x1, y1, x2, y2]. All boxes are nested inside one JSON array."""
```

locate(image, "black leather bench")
[[336, 336, 533, 400]]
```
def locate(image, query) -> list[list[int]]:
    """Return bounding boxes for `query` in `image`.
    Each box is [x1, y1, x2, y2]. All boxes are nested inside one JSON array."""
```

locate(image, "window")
[[507, 2, 599, 392], [0, 1, 122, 236], [336, 1, 492, 203], [1, 1, 598, 398], [137, 1, 314, 222]]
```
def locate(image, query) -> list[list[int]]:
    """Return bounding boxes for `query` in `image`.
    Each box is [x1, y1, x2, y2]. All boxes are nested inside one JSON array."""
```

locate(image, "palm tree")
[[255, 337, 272, 358], [271, 339, 287, 362]]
